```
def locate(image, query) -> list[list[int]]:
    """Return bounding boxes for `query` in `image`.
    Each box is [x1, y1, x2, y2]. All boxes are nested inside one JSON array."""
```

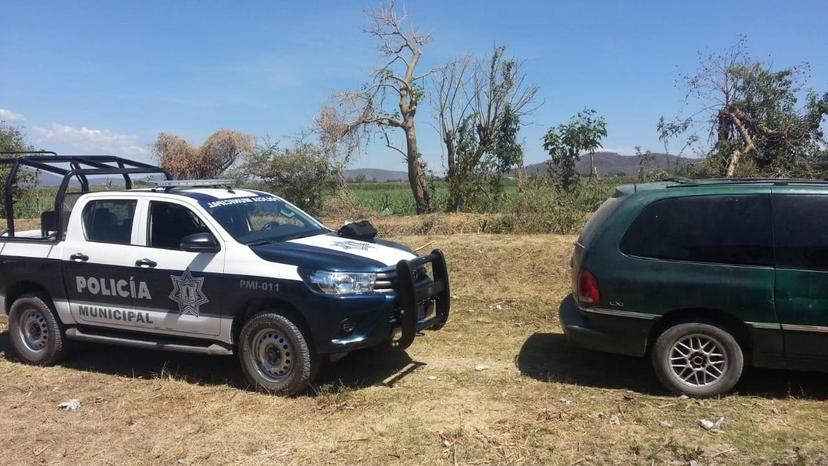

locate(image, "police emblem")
[[331, 239, 372, 251], [169, 269, 209, 317]]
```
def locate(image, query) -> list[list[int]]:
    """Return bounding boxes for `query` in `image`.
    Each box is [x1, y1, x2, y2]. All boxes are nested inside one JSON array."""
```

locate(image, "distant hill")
[[524, 151, 694, 177], [345, 152, 694, 183], [31, 169, 153, 187], [344, 168, 408, 182]]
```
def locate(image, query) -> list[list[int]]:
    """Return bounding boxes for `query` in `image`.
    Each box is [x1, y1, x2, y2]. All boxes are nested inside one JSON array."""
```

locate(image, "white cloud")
[[31, 123, 149, 159], [0, 108, 26, 122], [595, 147, 638, 156]]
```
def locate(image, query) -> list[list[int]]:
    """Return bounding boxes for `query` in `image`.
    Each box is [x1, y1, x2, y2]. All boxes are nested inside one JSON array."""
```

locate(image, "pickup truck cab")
[[0, 153, 450, 395]]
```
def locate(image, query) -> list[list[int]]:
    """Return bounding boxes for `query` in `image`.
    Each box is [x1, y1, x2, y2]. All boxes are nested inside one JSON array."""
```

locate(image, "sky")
[[1, 0, 826, 172]]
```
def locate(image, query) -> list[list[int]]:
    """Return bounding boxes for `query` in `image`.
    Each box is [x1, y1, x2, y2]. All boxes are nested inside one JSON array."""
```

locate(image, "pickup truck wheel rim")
[[252, 329, 293, 382], [668, 334, 728, 387], [19, 308, 49, 353]]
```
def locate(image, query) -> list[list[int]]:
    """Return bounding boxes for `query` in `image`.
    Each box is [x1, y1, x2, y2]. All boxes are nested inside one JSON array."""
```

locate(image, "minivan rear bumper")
[[558, 294, 653, 357]]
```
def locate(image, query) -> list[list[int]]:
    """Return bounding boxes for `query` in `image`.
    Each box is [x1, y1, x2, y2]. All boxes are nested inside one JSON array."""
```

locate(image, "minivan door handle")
[[135, 258, 158, 268], [70, 253, 89, 262]]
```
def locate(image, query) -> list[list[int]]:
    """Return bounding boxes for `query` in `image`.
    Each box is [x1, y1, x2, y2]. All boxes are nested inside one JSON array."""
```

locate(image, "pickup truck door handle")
[[70, 253, 89, 262], [135, 258, 158, 268]]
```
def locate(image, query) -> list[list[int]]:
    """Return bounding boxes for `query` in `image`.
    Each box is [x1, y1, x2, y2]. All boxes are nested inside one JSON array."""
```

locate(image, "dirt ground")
[[1, 233, 827, 465]]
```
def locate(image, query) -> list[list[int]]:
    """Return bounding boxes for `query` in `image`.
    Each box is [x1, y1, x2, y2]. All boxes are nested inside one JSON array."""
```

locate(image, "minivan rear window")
[[578, 196, 622, 246], [620, 195, 773, 266]]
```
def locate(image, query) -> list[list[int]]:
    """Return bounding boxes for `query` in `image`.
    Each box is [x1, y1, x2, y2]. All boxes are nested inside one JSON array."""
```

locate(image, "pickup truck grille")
[[373, 267, 430, 293], [374, 270, 397, 293]]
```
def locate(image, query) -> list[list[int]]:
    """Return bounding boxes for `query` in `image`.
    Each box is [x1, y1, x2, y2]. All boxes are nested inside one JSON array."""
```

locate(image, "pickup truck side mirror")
[[180, 232, 220, 253]]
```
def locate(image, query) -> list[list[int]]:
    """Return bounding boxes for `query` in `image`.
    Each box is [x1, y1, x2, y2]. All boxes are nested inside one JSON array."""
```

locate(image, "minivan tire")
[[8, 293, 67, 365], [652, 322, 744, 398], [238, 312, 316, 396]]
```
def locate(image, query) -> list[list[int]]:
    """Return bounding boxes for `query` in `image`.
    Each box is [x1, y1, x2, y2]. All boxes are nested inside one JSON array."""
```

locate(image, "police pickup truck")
[[0, 153, 450, 395]]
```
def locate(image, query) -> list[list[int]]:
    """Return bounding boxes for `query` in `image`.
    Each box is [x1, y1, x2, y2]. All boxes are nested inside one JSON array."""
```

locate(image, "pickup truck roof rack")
[[151, 179, 235, 192], [0, 151, 172, 239]]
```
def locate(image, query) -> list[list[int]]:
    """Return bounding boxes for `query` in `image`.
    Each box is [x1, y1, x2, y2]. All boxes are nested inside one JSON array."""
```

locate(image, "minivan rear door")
[[771, 188, 828, 369]]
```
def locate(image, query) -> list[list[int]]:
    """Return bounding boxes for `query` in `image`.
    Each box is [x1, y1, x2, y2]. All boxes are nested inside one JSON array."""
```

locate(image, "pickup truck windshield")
[[202, 195, 327, 245]]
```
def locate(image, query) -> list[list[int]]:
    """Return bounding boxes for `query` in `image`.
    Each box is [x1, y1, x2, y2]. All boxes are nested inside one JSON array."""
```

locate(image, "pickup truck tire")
[[651, 322, 744, 398], [8, 293, 67, 365], [238, 312, 316, 396]]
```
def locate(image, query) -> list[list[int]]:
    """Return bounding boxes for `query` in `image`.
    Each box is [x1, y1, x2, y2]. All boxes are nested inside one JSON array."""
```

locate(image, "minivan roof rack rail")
[[0, 152, 172, 239], [665, 177, 828, 188], [665, 176, 694, 184]]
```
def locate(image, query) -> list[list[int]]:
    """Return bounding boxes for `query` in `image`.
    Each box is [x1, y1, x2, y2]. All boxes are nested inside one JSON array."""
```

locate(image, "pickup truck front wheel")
[[238, 312, 316, 396], [8, 293, 67, 365]]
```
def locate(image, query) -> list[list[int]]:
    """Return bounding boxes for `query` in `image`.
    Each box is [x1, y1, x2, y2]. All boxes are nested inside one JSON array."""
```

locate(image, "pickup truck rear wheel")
[[238, 312, 316, 396], [652, 322, 744, 398], [8, 293, 67, 365]]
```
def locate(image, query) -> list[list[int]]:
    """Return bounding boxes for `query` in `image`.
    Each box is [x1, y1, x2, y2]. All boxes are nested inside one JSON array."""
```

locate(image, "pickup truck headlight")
[[307, 271, 376, 295]]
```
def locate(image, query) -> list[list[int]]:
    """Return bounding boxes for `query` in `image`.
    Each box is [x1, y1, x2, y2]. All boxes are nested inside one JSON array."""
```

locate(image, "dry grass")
[[2, 234, 828, 465], [10, 218, 41, 232], [323, 213, 505, 236]]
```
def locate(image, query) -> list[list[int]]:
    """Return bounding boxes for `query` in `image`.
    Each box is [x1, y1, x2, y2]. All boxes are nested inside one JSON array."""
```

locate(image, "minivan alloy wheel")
[[669, 334, 728, 387]]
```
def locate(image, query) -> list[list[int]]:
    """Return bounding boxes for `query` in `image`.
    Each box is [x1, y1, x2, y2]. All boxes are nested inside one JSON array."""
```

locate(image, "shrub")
[[0, 122, 36, 221], [491, 177, 613, 234], [246, 141, 344, 215], [152, 129, 254, 179]]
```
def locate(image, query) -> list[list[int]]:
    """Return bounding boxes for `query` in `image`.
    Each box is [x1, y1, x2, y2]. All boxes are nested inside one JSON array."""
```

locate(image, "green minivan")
[[561, 178, 828, 397]]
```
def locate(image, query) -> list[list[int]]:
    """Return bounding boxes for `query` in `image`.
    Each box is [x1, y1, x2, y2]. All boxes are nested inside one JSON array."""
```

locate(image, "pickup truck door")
[[62, 198, 147, 329], [771, 189, 828, 369], [130, 199, 225, 337]]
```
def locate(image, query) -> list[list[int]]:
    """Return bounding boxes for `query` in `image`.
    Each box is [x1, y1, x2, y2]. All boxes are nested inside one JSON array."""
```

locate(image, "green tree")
[[542, 109, 607, 191], [242, 140, 344, 215], [665, 38, 828, 177], [635, 145, 655, 181], [0, 122, 35, 220]]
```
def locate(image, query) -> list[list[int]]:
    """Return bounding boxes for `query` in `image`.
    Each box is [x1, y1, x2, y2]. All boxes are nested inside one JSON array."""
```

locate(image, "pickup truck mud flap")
[[394, 249, 450, 349]]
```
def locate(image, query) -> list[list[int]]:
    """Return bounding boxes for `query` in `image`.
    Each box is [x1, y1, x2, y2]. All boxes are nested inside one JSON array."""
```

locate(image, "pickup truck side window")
[[148, 201, 210, 250], [82, 200, 137, 245]]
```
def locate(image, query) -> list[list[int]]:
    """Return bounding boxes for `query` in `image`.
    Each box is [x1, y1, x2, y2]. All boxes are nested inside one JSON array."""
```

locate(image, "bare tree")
[[432, 46, 539, 210], [152, 129, 254, 179], [656, 116, 697, 173], [679, 38, 749, 176], [316, 1, 433, 213], [470, 46, 539, 157], [432, 56, 475, 188]]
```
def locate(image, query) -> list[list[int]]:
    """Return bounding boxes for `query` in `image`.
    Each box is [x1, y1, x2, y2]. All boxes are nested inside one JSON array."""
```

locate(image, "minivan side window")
[[773, 195, 828, 270], [82, 200, 137, 245], [620, 195, 773, 266]]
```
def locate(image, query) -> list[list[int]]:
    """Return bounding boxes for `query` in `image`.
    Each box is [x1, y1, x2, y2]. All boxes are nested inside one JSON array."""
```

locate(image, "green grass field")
[[344, 177, 631, 216]]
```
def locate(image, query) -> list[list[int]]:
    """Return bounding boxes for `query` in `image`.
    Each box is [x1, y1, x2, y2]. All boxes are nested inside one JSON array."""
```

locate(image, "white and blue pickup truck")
[[0, 153, 450, 395]]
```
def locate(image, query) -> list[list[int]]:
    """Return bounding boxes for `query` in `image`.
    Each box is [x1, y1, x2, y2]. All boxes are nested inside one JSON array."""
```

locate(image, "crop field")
[[1, 230, 827, 465]]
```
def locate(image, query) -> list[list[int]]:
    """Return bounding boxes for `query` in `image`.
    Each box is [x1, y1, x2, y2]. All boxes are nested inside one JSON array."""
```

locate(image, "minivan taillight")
[[578, 269, 601, 307]]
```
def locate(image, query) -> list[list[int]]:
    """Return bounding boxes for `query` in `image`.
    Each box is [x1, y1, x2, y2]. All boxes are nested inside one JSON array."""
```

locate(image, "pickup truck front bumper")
[[311, 250, 451, 354], [393, 249, 451, 349]]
